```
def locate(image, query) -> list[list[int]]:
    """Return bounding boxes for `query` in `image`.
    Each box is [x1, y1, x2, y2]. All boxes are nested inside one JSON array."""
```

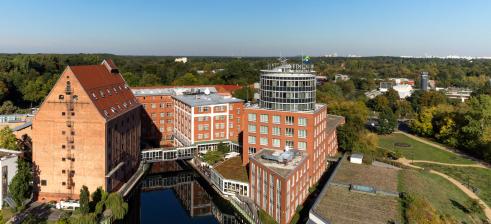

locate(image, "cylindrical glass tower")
[[259, 64, 316, 112]]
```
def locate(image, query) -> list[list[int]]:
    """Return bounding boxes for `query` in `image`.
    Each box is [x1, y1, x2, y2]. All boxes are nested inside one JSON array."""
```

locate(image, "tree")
[[0, 100, 17, 114], [377, 108, 397, 134], [105, 192, 128, 220], [386, 88, 400, 111], [9, 158, 32, 207], [139, 73, 161, 86], [369, 95, 390, 112], [328, 100, 369, 151], [232, 86, 254, 102], [79, 185, 90, 214], [172, 73, 201, 86], [217, 142, 229, 154], [411, 107, 436, 136], [0, 127, 18, 150]]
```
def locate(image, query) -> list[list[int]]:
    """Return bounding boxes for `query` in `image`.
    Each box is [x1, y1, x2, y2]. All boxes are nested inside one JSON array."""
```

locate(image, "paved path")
[[409, 160, 487, 168], [397, 158, 491, 221]]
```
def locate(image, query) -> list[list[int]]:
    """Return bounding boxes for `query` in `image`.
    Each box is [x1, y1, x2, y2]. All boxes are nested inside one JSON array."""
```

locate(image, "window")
[[260, 114, 268, 123], [298, 130, 307, 138], [248, 113, 257, 122], [272, 127, 281, 136], [62, 112, 65, 116], [248, 147, 256, 155], [198, 134, 203, 140], [41, 180, 47, 186], [298, 117, 307, 126], [260, 137, 268, 146], [151, 103, 156, 109], [286, 116, 294, 125], [248, 136, 256, 144], [260, 126, 268, 134], [298, 142, 307, 149], [272, 139, 280, 147], [248, 124, 256, 133], [272, 115, 280, 124], [198, 106, 209, 112], [59, 95, 64, 100], [285, 128, 294, 137], [286, 140, 294, 149]]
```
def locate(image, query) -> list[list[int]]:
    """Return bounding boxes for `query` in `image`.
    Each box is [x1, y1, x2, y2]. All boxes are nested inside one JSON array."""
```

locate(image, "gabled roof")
[[68, 60, 140, 120]]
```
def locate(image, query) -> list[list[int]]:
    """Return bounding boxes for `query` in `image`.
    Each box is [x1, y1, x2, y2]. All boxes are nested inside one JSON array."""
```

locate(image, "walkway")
[[397, 158, 491, 221]]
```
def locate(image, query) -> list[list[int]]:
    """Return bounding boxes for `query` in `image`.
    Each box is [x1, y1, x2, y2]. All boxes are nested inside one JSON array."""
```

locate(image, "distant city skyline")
[[1, 0, 490, 57]]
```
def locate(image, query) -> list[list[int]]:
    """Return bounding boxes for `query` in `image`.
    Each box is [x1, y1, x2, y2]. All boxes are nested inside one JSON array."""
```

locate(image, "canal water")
[[122, 161, 245, 224]]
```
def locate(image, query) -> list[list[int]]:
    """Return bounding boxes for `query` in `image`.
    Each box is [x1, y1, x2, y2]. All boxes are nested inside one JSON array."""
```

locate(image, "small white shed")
[[350, 153, 363, 164]]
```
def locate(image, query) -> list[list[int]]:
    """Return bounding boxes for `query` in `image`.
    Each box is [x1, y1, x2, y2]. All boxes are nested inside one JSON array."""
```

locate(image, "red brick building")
[[250, 149, 309, 223], [244, 63, 344, 224], [32, 60, 141, 201], [132, 85, 242, 147], [172, 91, 243, 148]]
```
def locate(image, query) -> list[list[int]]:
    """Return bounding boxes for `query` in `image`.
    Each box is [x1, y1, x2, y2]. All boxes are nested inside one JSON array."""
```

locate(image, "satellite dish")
[[204, 88, 211, 95]]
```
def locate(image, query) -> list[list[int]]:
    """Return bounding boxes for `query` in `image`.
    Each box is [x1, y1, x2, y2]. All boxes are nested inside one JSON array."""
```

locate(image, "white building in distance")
[[174, 57, 188, 63]]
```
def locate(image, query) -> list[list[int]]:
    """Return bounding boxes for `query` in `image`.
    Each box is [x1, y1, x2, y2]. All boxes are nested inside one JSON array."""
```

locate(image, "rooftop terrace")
[[213, 156, 249, 183], [251, 149, 307, 178]]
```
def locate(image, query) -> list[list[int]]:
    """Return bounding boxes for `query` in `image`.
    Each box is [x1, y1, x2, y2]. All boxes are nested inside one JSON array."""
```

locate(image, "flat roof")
[[313, 185, 399, 224], [245, 103, 327, 114], [213, 156, 249, 183], [251, 149, 307, 178], [132, 86, 218, 96], [310, 156, 400, 224], [326, 115, 345, 133], [333, 157, 399, 193], [173, 93, 243, 107]]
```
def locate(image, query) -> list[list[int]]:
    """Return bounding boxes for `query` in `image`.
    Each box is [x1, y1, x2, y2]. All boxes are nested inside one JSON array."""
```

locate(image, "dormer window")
[[107, 89, 111, 96], [113, 87, 118, 94], [103, 110, 109, 117], [129, 101, 132, 105], [119, 85, 122, 90], [117, 105, 122, 110], [111, 107, 117, 113], [123, 102, 127, 108], [100, 90, 105, 98], [92, 93, 97, 99]]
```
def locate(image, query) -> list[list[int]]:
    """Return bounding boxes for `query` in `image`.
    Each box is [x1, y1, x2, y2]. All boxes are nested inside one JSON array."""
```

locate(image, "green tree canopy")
[[0, 127, 18, 150]]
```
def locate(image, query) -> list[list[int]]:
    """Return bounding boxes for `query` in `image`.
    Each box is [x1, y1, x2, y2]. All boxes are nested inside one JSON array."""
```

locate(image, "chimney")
[[102, 59, 119, 74]]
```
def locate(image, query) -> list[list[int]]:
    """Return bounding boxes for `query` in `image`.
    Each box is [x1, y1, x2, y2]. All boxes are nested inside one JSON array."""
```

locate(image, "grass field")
[[378, 133, 475, 164], [398, 169, 487, 223], [415, 163, 491, 207]]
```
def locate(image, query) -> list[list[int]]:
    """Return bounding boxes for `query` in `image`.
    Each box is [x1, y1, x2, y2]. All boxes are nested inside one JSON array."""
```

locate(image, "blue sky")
[[1, 0, 490, 56]]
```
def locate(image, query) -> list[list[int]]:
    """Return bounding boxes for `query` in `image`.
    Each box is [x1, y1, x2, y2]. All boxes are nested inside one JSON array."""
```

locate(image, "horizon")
[[1, 0, 491, 57]]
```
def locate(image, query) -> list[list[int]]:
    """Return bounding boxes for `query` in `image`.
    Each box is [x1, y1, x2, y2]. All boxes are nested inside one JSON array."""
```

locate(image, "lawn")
[[414, 163, 491, 207], [378, 133, 475, 164], [398, 169, 487, 223]]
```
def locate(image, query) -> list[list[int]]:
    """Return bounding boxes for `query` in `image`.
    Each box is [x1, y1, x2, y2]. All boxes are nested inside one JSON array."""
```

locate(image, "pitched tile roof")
[[68, 60, 140, 120]]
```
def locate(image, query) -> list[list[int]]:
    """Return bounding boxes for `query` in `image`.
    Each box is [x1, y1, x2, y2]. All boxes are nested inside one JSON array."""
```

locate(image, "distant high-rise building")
[[421, 72, 429, 91]]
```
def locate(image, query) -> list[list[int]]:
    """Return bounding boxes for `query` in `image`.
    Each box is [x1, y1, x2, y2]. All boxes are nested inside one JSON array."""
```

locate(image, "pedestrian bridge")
[[141, 142, 241, 162], [141, 146, 197, 162], [141, 171, 195, 191]]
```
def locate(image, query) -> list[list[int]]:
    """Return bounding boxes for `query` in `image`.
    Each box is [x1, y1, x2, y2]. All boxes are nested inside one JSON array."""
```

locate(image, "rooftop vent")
[[261, 150, 296, 164]]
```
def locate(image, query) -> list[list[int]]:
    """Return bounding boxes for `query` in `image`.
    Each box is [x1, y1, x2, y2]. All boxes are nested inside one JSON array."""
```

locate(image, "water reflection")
[[136, 161, 244, 224]]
